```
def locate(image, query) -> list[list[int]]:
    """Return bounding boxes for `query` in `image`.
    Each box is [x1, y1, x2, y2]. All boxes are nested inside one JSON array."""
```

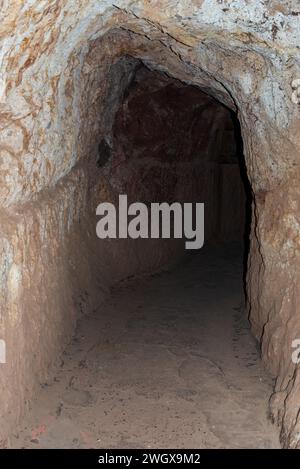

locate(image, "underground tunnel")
[[0, 1, 300, 452]]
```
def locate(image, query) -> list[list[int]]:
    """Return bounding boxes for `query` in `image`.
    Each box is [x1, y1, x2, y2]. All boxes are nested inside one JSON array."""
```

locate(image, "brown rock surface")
[[0, 0, 299, 448]]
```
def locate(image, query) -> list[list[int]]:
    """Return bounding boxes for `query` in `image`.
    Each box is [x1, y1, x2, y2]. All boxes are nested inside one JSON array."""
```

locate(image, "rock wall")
[[0, 1, 300, 447]]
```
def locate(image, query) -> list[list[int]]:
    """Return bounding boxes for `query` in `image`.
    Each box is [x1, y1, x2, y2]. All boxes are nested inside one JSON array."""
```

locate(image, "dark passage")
[[108, 65, 247, 246], [11, 66, 279, 449]]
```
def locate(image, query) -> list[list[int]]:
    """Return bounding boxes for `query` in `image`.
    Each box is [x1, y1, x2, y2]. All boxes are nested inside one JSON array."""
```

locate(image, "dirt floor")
[[11, 243, 280, 449]]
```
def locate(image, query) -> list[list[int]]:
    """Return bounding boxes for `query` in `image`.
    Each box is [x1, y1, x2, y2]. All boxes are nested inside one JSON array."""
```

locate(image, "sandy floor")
[[11, 243, 280, 448]]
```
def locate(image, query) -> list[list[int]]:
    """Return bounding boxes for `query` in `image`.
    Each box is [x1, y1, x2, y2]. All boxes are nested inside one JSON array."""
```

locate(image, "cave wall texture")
[[0, 0, 300, 448]]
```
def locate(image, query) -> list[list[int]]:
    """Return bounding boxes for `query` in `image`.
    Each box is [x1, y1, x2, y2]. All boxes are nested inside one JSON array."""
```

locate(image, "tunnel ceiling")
[[0, 1, 299, 208]]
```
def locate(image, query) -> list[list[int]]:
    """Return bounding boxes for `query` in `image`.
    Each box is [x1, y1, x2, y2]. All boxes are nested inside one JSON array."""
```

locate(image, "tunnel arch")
[[1, 2, 300, 448]]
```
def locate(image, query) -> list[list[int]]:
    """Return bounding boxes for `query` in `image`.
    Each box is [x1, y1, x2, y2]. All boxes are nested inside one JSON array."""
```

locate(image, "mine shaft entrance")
[[109, 64, 251, 265], [11, 63, 280, 449]]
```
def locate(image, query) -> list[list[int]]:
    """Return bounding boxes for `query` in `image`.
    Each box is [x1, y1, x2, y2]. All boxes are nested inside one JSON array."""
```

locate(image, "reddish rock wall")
[[0, 2, 300, 448]]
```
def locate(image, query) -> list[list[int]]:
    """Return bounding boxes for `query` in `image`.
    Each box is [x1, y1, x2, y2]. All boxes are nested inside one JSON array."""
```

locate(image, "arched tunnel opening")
[[7, 59, 279, 449], [1, 5, 300, 452]]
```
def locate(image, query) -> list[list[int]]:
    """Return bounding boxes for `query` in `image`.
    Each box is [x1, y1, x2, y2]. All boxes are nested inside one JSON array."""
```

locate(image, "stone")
[[0, 0, 299, 448]]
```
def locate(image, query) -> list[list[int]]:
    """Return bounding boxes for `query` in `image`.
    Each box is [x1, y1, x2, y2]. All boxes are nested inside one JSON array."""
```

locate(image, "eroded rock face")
[[0, 1, 300, 447]]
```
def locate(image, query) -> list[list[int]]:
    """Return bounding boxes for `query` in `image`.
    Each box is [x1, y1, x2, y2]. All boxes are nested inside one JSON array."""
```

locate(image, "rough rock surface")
[[10, 245, 280, 449], [0, 0, 300, 447]]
